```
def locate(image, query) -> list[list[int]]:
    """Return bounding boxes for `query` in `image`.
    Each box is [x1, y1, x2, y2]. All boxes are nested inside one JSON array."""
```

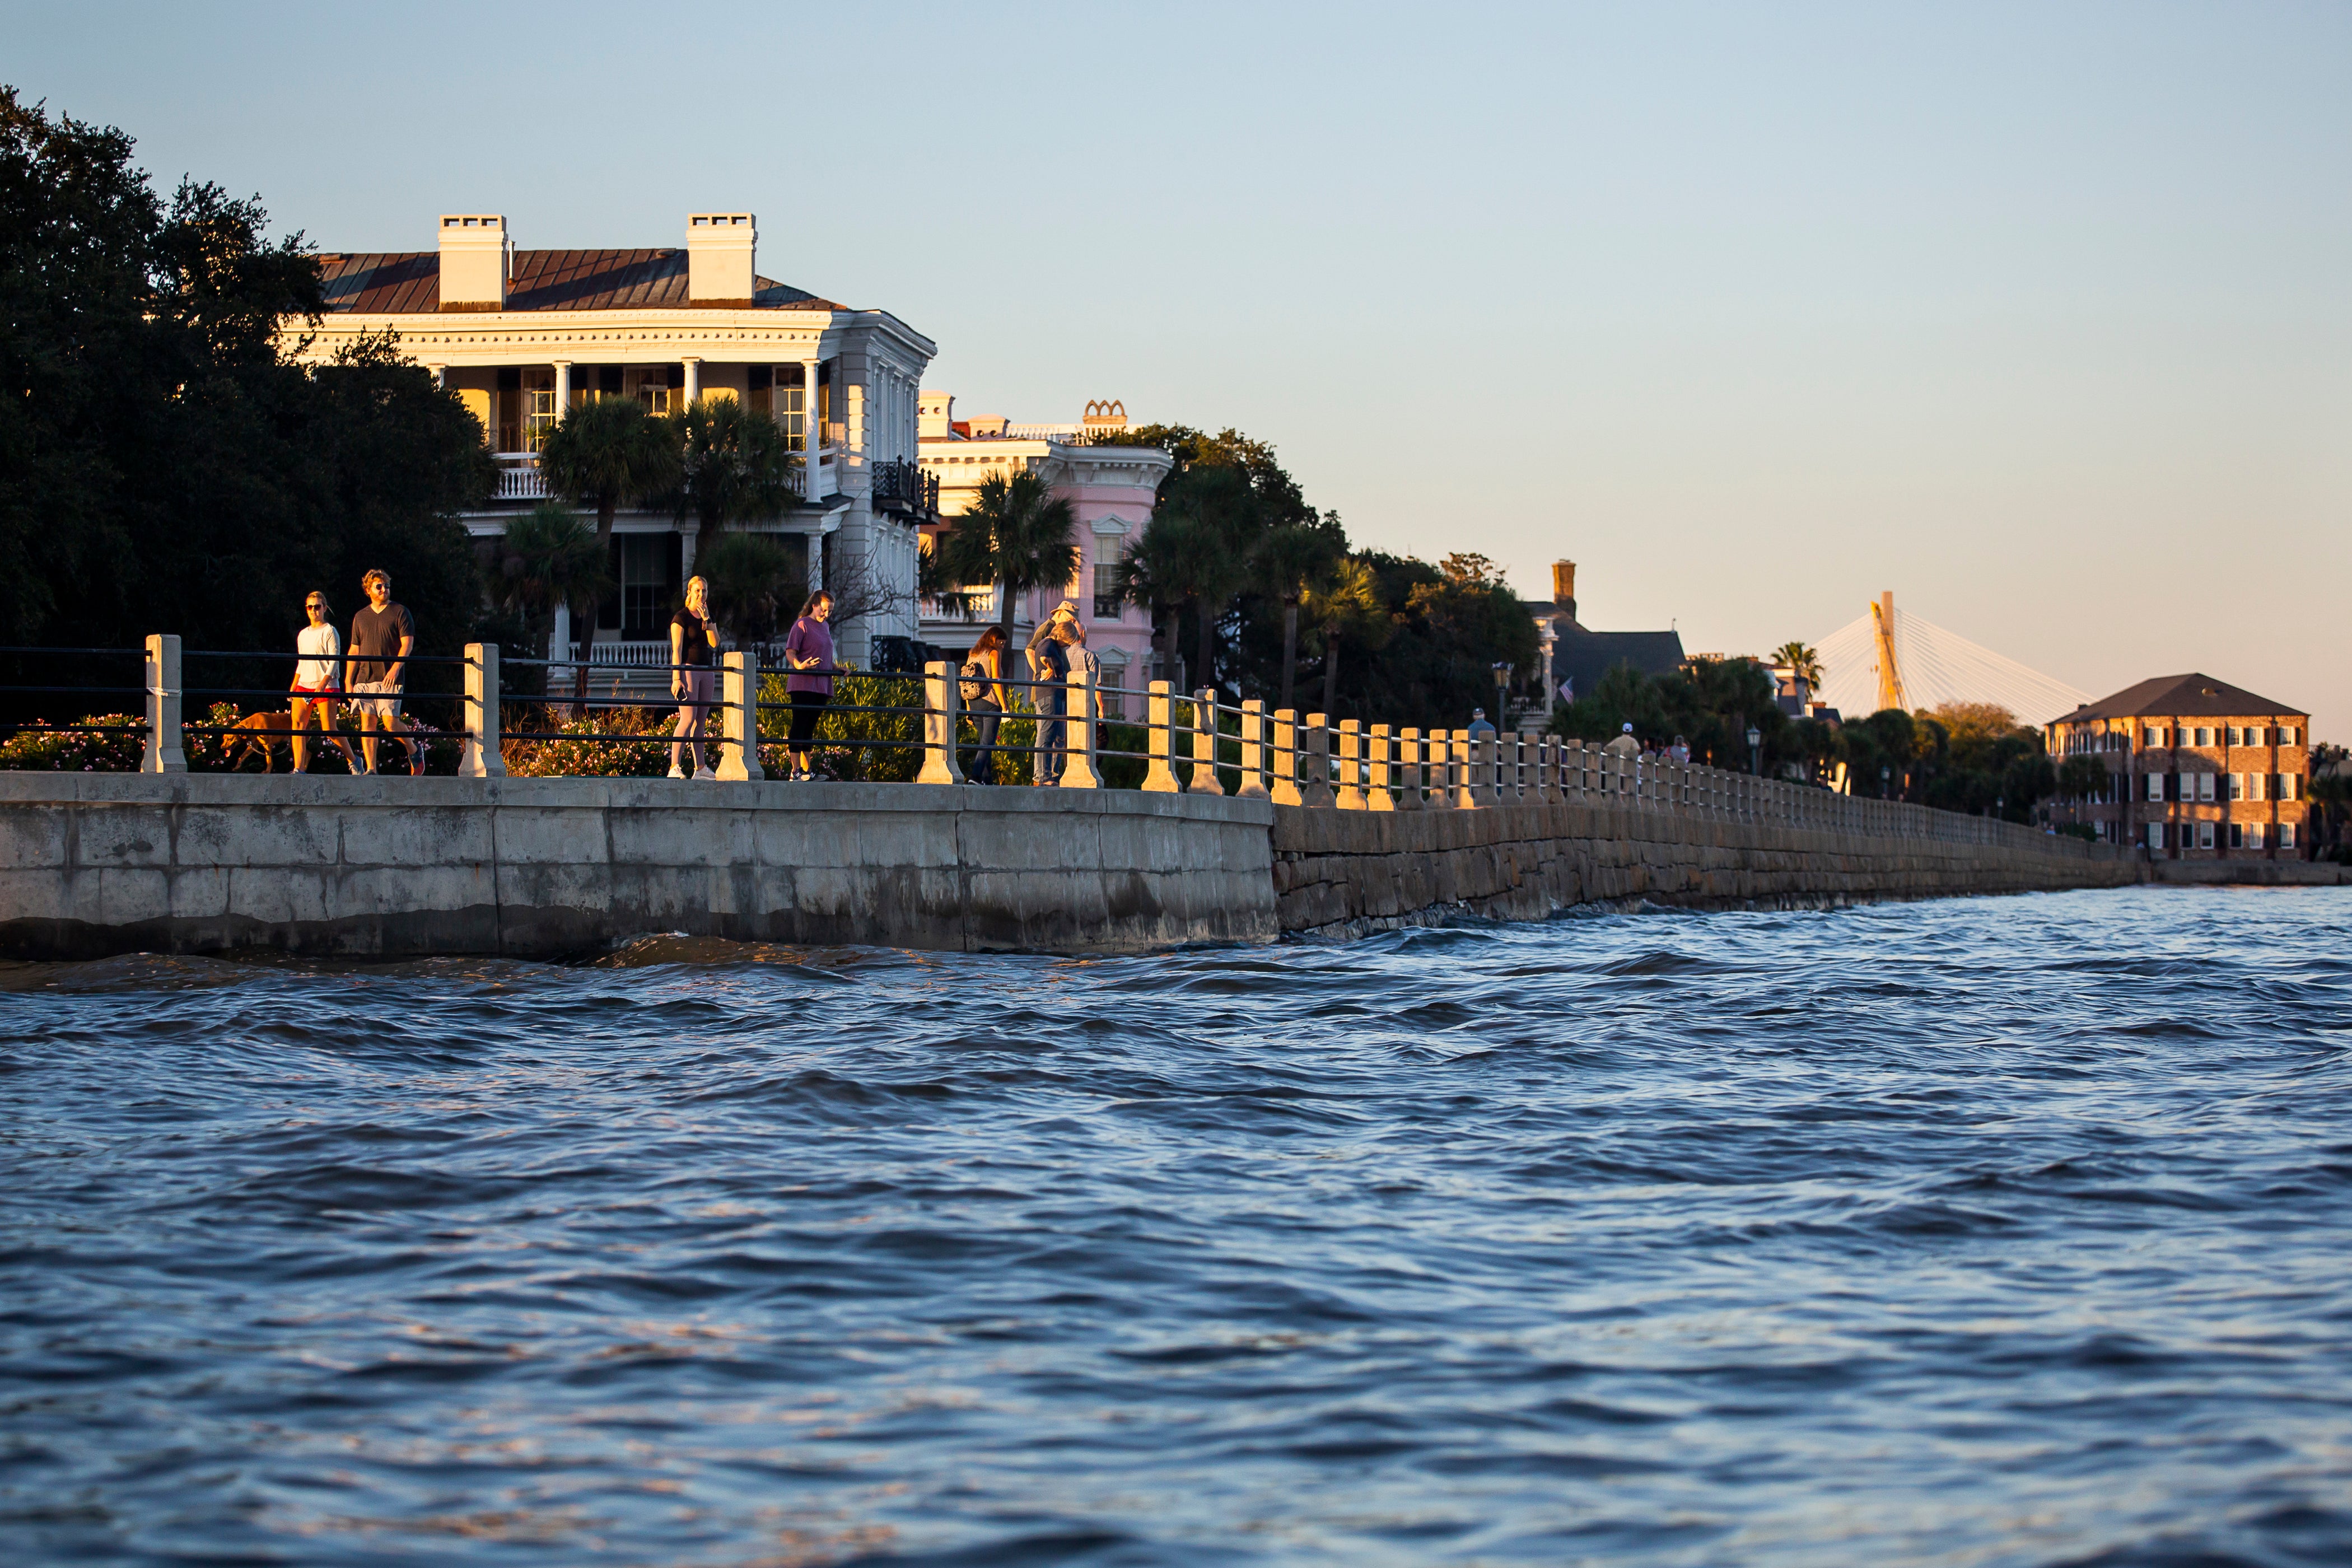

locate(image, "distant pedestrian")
[[290, 590, 360, 774], [347, 569, 415, 776], [1030, 622, 1070, 785], [1056, 619, 1102, 718], [1025, 598, 1078, 676], [668, 574, 720, 780], [782, 589, 836, 782], [959, 626, 1010, 784], [1604, 722, 1641, 759], [1668, 734, 1691, 764], [1467, 707, 1497, 740]]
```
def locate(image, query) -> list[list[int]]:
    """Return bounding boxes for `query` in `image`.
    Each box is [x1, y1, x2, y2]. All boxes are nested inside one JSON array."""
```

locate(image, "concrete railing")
[[125, 636, 2045, 850]]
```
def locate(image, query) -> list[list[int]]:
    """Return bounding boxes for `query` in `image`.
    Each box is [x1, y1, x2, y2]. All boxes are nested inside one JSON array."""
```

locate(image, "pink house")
[[916, 394, 1171, 716]]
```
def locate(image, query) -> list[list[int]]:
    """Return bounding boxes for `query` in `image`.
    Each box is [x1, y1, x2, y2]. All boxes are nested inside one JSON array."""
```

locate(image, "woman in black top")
[[669, 575, 720, 779]]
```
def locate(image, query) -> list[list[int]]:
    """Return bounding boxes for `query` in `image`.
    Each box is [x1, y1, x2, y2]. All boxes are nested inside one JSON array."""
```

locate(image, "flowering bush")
[[502, 703, 676, 778], [0, 713, 148, 771]]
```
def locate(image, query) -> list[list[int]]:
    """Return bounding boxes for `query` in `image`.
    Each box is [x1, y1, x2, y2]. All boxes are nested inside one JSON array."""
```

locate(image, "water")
[[2, 886, 2349, 1567]]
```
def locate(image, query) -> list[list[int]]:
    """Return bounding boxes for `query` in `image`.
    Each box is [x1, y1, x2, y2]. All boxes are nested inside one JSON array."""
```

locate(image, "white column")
[[717, 650, 763, 782], [552, 360, 571, 420], [142, 633, 186, 774], [459, 643, 503, 778], [680, 524, 699, 578], [682, 356, 701, 405], [916, 660, 964, 786], [800, 357, 822, 497]]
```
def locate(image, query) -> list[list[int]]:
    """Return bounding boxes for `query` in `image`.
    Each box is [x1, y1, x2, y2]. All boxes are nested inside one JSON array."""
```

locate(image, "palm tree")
[[495, 504, 613, 708], [697, 530, 801, 645], [1303, 557, 1389, 718], [1144, 464, 1258, 691], [495, 503, 613, 631], [1251, 517, 1345, 711], [672, 397, 799, 535], [538, 396, 680, 553], [1773, 640, 1824, 694], [934, 469, 1080, 650]]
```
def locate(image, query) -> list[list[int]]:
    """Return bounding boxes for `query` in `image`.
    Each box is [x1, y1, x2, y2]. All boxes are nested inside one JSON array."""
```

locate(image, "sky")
[[12, 1, 2350, 735]]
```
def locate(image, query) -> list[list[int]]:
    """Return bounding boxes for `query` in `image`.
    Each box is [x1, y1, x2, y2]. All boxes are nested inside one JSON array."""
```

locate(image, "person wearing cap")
[[1467, 707, 1497, 741], [1604, 721, 1641, 758]]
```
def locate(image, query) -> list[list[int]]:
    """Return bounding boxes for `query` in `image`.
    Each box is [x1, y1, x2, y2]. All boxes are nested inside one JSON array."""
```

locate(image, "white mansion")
[[283, 212, 937, 668]]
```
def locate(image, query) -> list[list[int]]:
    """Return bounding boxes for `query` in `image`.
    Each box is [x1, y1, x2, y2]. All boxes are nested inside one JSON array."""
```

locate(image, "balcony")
[[872, 459, 941, 515], [790, 445, 841, 502], [492, 452, 549, 501]]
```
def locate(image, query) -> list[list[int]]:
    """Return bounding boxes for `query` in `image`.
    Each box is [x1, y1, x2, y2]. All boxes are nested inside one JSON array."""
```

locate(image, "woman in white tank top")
[[291, 591, 360, 772]]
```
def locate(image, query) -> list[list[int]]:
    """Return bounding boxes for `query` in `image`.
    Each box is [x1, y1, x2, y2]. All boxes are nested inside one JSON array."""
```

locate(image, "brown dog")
[[219, 710, 296, 771]]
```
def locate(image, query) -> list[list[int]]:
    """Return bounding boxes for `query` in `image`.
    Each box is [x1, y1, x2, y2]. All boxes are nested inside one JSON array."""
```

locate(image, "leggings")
[[788, 689, 829, 747]]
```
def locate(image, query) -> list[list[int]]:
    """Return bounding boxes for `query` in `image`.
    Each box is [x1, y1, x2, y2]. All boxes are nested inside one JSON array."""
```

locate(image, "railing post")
[[458, 642, 505, 778], [1452, 730, 1483, 809], [1061, 661, 1100, 788], [1536, 737, 1557, 804], [714, 649, 763, 782], [917, 660, 965, 785], [1235, 699, 1270, 800], [1336, 720, 1368, 809], [1142, 681, 1180, 792], [141, 633, 186, 774], [1187, 689, 1224, 795], [1270, 708, 1303, 805], [1508, 734, 1527, 802], [1396, 727, 1425, 811], [1299, 713, 1336, 808], [1424, 730, 1453, 809], [1368, 724, 1396, 811]]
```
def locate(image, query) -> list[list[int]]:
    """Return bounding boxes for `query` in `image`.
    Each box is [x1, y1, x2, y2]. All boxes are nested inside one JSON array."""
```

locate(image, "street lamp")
[[1879, 764, 1891, 799], [1490, 660, 1512, 721], [1746, 724, 1762, 776]]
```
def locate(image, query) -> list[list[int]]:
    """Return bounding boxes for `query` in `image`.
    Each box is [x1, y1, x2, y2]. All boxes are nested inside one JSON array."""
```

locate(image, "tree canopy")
[[0, 87, 491, 701]]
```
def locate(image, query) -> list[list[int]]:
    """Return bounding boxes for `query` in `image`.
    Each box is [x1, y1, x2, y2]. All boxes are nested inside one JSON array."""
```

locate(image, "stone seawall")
[[1272, 800, 2143, 937], [0, 774, 1278, 960], [0, 774, 2163, 962]]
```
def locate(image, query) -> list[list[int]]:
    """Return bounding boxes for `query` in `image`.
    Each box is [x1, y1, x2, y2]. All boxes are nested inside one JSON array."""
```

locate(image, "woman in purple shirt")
[[782, 589, 836, 782]]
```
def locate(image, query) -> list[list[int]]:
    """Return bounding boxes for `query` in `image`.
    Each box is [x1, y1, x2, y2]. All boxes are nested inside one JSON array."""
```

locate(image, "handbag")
[[959, 659, 988, 704]]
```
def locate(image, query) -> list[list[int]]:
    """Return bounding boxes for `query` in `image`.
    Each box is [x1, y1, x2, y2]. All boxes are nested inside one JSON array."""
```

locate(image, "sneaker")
[[668, 764, 687, 780], [692, 766, 718, 781]]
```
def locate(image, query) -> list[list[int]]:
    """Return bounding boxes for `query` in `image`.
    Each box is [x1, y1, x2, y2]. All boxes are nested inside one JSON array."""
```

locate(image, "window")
[[2145, 771, 2163, 801], [2146, 823, 2164, 851], [2229, 823, 2244, 849], [2198, 822, 2216, 850], [2248, 772, 2265, 802], [2228, 773, 2243, 800], [2246, 824, 2266, 850], [1096, 654, 1129, 721], [1093, 542, 1124, 619], [637, 367, 674, 416], [2280, 824, 2298, 849], [2147, 726, 2167, 747], [521, 367, 556, 452], [2194, 726, 2211, 746], [2281, 773, 2299, 801], [774, 365, 808, 450], [2196, 773, 2215, 802], [2283, 725, 2299, 745], [2225, 726, 2241, 747]]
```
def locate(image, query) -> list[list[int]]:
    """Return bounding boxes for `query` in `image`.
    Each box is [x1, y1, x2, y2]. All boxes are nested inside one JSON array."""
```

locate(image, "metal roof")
[[2051, 673, 2307, 725], [314, 249, 842, 314]]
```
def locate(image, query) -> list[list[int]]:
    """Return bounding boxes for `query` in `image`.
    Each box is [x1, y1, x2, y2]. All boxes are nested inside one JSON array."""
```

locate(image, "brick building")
[[2045, 674, 2311, 858]]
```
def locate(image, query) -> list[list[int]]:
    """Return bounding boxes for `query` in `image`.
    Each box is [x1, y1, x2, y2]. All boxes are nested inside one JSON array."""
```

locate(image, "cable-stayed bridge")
[[1811, 596, 2090, 726]]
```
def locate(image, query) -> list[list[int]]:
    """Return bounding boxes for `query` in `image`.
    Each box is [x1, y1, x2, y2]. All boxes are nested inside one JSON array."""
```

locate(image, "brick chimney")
[[1552, 559, 1577, 613], [437, 215, 508, 312], [685, 213, 755, 306]]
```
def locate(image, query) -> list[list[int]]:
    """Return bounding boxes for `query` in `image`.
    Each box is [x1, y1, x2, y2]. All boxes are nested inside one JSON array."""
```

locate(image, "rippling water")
[[4, 886, 2350, 1567]]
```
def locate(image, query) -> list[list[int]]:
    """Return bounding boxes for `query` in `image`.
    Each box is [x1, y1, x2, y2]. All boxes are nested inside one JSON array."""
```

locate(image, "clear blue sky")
[[13, 1, 2350, 735]]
